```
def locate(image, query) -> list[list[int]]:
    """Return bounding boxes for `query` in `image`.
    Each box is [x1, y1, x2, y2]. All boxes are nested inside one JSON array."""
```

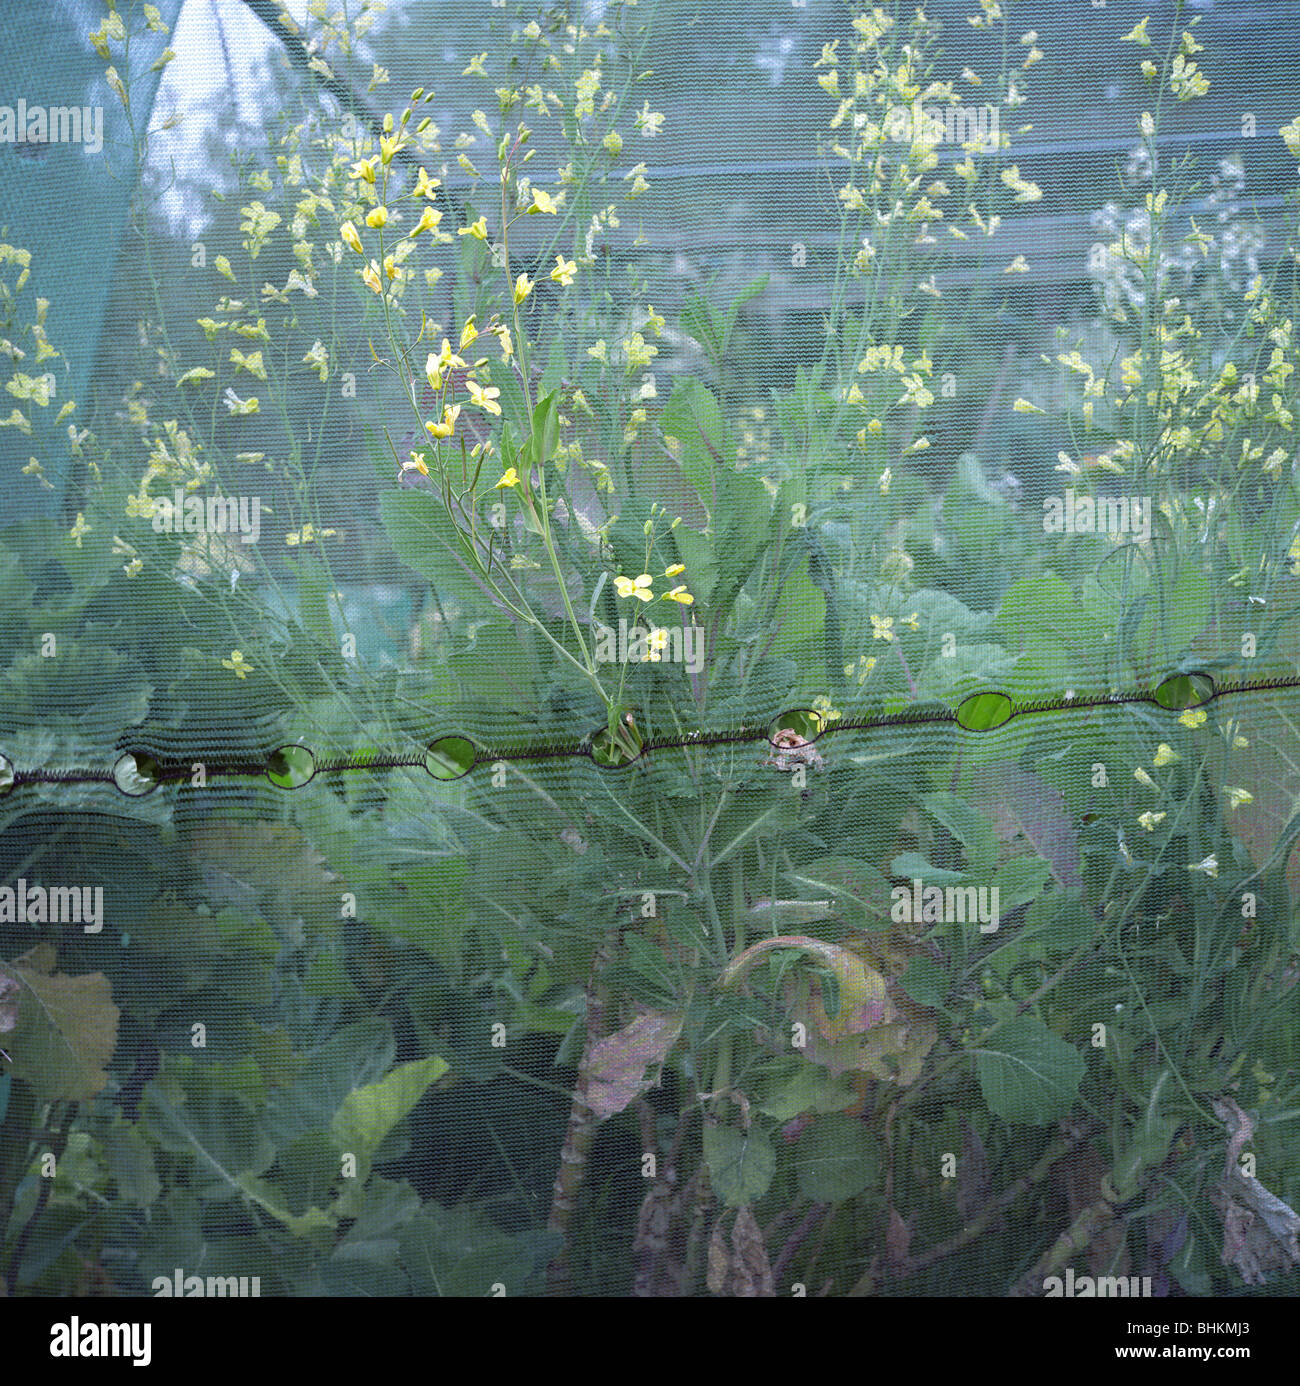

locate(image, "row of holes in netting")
[[0, 670, 1271, 795]]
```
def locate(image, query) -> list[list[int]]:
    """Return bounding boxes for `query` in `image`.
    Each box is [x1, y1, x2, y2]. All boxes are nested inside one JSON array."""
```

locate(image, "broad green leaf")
[[899, 956, 950, 1009], [923, 791, 998, 874], [144, 1089, 278, 1200], [660, 378, 731, 498], [331, 1055, 449, 1178], [379, 487, 490, 609], [796, 1114, 881, 1202], [764, 557, 825, 660], [703, 1122, 776, 1207], [992, 854, 1053, 913], [783, 855, 893, 929], [972, 1016, 1084, 1125], [759, 1065, 857, 1121]]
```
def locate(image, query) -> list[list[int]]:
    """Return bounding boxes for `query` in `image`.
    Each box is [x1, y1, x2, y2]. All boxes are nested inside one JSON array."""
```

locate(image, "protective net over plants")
[[2, 0, 1300, 1301]]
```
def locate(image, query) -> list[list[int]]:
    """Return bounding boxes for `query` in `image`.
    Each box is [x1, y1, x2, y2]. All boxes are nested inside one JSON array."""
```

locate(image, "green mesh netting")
[[2, 0, 1300, 1303]]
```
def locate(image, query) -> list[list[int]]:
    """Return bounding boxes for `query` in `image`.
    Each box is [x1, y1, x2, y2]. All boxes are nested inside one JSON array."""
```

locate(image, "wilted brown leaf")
[[584, 1009, 683, 1122], [2, 944, 119, 1100], [1209, 1096, 1300, 1286]]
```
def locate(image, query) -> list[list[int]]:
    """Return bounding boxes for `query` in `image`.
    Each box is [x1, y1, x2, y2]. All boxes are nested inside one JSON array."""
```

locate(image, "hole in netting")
[[1154, 671, 1215, 711], [266, 745, 317, 788], [425, 736, 476, 780], [767, 709, 824, 744], [589, 715, 644, 767], [954, 691, 1014, 731], [0, 754, 11, 796], [113, 752, 161, 796]]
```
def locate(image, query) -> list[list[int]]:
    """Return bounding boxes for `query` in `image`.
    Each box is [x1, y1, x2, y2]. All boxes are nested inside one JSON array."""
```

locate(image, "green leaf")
[[144, 1090, 278, 1200], [992, 854, 1053, 913], [890, 852, 967, 885], [764, 557, 825, 660], [759, 1065, 857, 1121], [784, 856, 893, 929], [973, 1017, 1084, 1125], [1026, 888, 1095, 951], [379, 487, 489, 609], [530, 389, 560, 467], [795, 1113, 881, 1202], [923, 791, 998, 875], [1134, 566, 1211, 675], [104, 1126, 161, 1207], [262, 1018, 395, 1147], [899, 956, 950, 1009], [703, 1122, 776, 1207], [331, 1055, 449, 1178], [660, 378, 731, 498], [720, 274, 770, 355]]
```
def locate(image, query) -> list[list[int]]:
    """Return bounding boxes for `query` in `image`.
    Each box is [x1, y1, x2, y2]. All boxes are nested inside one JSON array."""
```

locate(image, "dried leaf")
[[0, 971, 19, 1033], [885, 1206, 912, 1272], [956, 1119, 992, 1223], [707, 1206, 775, 1296], [584, 1009, 683, 1122], [706, 1224, 729, 1293], [1209, 1096, 1300, 1286], [2, 944, 119, 1100]]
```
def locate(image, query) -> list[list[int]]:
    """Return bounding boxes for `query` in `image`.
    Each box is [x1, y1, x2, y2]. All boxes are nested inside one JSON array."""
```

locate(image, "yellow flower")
[[1187, 854, 1219, 878], [384, 254, 399, 282], [222, 650, 254, 679], [402, 452, 430, 478], [340, 221, 364, 254], [413, 167, 441, 199], [458, 216, 488, 239], [411, 206, 442, 236], [361, 261, 382, 294], [494, 467, 520, 488], [550, 256, 577, 287], [350, 156, 378, 184], [513, 272, 534, 303], [467, 379, 501, 415], [1224, 787, 1254, 810], [69, 511, 90, 548], [1280, 116, 1300, 163], [285, 523, 336, 546], [870, 614, 895, 641], [614, 573, 654, 601], [664, 563, 685, 577], [459, 316, 479, 349], [1120, 17, 1151, 46], [603, 129, 623, 157], [1178, 708, 1207, 729], [529, 187, 559, 215], [1134, 767, 1157, 790], [365, 205, 389, 229], [462, 52, 488, 77], [634, 101, 664, 137], [380, 133, 406, 165], [426, 403, 460, 438], [661, 585, 694, 605], [1152, 743, 1180, 768], [1137, 811, 1166, 831], [495, 324, 513, 362], [644, 628, 668, 662]]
